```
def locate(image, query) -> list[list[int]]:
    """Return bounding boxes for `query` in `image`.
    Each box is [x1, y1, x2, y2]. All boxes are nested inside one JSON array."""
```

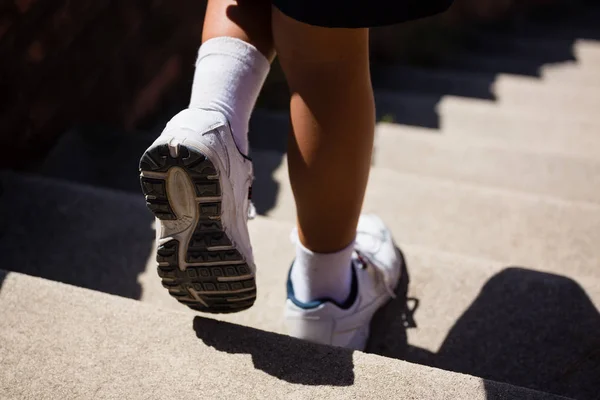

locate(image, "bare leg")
[[202, 0, 275, 60], [273, 8, 375, 254], [276, 2, 427, 351]]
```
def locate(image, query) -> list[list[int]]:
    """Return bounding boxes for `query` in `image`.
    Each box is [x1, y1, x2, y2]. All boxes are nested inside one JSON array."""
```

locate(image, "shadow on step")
[[367, 248, 413, 358], [194, 249, 413, 387], [40, 115, 288, 218], [369, 6, 597, 131], [42, 125, 158, 193], [0, 171, 154, 300], [193, 317, 355, 386], [369, 267, 600, 400], [248, 112, 287, 216], [449, 268, 600, 400]]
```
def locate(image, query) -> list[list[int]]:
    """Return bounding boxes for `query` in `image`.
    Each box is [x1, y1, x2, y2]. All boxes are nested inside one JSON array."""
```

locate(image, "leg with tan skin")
[[273, 8, 376, 304], [276, 7, 403, 350], [201, 1, 375, 254], [202, 0, 275, 61], [143, 0, 403, 347]]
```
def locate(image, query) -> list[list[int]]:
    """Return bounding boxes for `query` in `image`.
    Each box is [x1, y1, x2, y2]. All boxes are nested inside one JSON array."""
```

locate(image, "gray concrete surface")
[[6, 10, 600, 400], [0, 171, 154, 299], [1, 171, 598, 398], [374, 128, 600, 204], [254, 152, 600, 279], [372, 64, 600, 109], [0, 270, 570, 400]]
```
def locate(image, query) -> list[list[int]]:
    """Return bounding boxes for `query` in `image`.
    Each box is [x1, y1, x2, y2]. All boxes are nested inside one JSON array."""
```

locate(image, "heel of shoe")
[[139, 142, 256, 313]]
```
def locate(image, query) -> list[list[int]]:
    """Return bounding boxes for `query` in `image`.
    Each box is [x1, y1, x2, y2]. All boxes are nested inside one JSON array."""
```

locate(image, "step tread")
[[462, 32, 600, 64], [8, 155, 600, 285], [0, 270, 567, 400], [135, 213, 600, 400], [374, 126, 600, 204], [250, 109, 600, 161], [2, 169, 597, 398], [0, 170, 154, 300], [372, 64, 600, 99], [374, 89, 600, 126], [252, 151, 600, 279], [444, 49, 600, 82]]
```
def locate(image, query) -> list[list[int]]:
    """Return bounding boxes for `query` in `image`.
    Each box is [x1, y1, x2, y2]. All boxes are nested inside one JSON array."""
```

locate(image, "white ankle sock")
[[291, 240, 355, 305], [189, 37, 270, 155]]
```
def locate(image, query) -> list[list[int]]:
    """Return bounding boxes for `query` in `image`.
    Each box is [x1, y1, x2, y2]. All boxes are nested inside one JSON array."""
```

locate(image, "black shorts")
[[272, 0, 454, 28]]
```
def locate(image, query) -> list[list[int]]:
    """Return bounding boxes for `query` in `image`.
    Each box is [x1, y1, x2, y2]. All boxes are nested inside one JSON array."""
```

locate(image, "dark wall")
[[0, 0, 207, 169], [0, 0, 582, 169]]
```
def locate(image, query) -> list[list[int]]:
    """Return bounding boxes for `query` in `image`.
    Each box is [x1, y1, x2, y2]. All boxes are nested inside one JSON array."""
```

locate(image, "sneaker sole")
[[139, 142, 256, 314]]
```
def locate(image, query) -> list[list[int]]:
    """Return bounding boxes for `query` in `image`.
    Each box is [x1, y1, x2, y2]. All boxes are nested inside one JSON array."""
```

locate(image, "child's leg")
[[273, 8, 375, 304], [202, 0, 275, 60]]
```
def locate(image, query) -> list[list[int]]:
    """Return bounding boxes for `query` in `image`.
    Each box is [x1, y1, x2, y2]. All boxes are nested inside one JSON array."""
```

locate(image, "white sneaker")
[[284, 214, 403, 350], [139, 108, 256, 314]]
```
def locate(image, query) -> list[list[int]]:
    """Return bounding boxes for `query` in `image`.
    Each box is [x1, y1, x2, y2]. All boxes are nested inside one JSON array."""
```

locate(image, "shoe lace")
[[354, 250, 397, 299], [247, 186, 256, 220]]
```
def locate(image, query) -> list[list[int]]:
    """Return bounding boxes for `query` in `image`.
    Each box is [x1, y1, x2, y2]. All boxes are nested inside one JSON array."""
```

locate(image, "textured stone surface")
[[372, 64, 600, 114], [373, 127, 600, 204], [254, 152, 600, 280], [1, 170, 598, 398], [0, 270, 569, 400], [0, 171, 154, 299], [4, 4, 600, 399]]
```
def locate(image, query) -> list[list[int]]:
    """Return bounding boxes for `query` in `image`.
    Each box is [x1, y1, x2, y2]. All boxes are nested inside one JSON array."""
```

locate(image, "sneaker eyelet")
[[356, 252, 368, 270]]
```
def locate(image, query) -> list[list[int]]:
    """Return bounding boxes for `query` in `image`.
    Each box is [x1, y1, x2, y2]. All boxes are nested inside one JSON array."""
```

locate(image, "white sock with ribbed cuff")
[[189, 37, 270, 155], [291, 240, 355, 305]]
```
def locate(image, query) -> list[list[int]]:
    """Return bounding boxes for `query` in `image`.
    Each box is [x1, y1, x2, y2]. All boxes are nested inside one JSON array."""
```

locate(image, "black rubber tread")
[[140, 142, 256, 314], [141, 178, 176, 220], [139, 143, 219, 197]]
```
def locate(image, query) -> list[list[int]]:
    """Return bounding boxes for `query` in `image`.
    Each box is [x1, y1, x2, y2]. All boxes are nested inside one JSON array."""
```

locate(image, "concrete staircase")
[[0, 269, 567, 400], [2, 10, 600, 400]]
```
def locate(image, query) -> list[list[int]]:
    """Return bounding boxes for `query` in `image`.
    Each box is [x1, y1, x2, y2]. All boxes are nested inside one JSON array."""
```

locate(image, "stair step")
[[374, 127, 600, 204], [375, 88, 599, 129], [38, 114, 284, 194], [0, 170, 155, 299], [371, 65, 600, 111], [140, 216, 600, 399], [0, 270, 568, 400], [252, 151, 600, 279], [40, 90, 599, 198], [542, 61, 600, 85], [9, 10, 599, 398], [462, 33, 600, 68], [374, 91, 600, 159], [2, 170, 598, 398], [444, 51, 600, 84], [249, 111, 600, 203], [41, 126, 156, 193], [250, 108, 600, 161], [33, 140, 600, 282]]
